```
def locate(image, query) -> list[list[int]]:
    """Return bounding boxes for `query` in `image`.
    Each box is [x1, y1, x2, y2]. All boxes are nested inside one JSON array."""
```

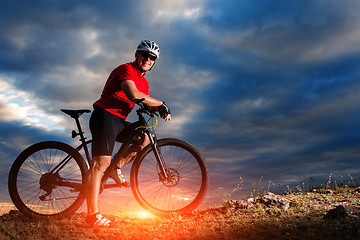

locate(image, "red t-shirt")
[[93, 62, 149, 119]]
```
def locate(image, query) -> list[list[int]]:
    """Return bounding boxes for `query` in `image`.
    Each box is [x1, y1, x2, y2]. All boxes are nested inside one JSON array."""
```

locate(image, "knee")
[[137, 134, 150, 148], [91, 156, 111, 173]]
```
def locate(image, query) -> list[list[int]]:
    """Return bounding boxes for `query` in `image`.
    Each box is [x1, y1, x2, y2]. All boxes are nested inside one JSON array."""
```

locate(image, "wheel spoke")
[[133, 139, 209, 214], [9, 142, 86, 217]]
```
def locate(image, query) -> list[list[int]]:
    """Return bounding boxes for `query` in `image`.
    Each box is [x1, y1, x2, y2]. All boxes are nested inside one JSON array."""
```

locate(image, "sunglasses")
[[140, 52, 157, 61]]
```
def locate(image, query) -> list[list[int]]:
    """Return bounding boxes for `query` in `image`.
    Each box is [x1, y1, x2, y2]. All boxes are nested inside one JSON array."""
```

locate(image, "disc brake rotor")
[[161, 168, 180, 187]]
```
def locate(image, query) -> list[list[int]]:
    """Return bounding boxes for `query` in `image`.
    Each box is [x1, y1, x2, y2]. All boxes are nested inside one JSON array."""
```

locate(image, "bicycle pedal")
[[119, 182, 130, 188]]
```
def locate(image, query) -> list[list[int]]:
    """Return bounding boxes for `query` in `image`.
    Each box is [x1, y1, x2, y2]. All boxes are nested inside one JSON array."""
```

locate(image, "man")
[[85, 40, 171, 227]]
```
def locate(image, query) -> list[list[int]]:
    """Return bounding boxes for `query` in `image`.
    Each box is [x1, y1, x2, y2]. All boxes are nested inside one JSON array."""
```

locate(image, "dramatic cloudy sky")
[[1, 0, 360, 212]]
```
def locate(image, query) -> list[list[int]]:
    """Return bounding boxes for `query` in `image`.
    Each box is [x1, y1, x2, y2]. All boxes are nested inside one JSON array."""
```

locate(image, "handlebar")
[[133, 98, 159, 131], [133, 98, 158, 117]]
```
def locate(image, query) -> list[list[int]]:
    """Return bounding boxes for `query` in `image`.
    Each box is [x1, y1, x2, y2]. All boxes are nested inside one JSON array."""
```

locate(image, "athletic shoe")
[[85, 213, 112, 227], [110, 168, 130, 187]]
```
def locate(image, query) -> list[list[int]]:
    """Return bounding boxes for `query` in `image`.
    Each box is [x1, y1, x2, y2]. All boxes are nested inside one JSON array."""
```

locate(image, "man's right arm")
[[120, 80, 163, 107], [121, 80, 171, 121]]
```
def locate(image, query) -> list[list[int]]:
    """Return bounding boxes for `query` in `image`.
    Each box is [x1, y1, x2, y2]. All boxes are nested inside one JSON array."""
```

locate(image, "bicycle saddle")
[[61, 109, 91, 119]]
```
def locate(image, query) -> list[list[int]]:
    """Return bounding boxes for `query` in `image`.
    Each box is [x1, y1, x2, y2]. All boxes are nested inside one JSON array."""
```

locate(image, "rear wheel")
[[130, 138, 209, 216], [8, 141, 88, 218]]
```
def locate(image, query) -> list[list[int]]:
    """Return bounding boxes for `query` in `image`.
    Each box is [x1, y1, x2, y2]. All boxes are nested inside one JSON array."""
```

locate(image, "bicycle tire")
[[8, 141, 88, 219], [130, 138, 209, 216]]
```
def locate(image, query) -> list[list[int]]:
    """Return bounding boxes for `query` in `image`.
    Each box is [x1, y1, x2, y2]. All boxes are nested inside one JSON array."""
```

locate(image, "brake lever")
[[133, 98, 146, 108], [133, 98, 161, 117], [133, 98, 155, 115]]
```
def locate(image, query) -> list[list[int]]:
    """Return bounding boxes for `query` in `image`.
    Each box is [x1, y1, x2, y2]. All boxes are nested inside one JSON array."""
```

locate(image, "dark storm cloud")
[[0, 0, 151, 108], [186, 52, 360, 185], [170, 0, 360, 193], [200, 0, 357, 58]]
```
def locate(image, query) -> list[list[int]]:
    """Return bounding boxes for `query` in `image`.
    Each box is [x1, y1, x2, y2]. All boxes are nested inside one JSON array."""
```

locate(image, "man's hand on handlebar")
[[158, 102, 171, 121], [133, 98, 171, 121]]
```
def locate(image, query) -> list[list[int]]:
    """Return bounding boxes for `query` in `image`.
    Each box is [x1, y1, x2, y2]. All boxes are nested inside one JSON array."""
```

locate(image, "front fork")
[[147, 131, 169, 180]]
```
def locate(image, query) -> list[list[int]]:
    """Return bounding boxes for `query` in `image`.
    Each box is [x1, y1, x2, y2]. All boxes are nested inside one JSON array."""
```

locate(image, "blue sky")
[[1, 0, 360, 212]]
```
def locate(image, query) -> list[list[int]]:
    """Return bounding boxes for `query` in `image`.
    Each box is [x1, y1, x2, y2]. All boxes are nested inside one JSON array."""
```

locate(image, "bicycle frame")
[[55, 105, 170, 191], [101, 107, 170, 188]]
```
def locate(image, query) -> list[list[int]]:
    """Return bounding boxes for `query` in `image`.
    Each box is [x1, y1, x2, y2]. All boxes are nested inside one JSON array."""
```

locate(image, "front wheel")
[[130, 138, 209, 216], [8, 141, 88, 218]]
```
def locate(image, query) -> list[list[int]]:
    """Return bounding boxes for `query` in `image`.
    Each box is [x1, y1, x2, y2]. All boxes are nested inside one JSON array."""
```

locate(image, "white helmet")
[[137, 40, 160, 59]]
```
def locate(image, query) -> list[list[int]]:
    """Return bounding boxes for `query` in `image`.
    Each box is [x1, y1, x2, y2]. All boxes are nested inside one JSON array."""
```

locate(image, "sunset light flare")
[[136, 210, 154, 219], [112, 209, 156, 220]]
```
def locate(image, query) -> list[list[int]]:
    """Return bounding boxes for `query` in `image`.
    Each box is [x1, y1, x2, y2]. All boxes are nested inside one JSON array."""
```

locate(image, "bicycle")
[[8, 99, 209, 218]]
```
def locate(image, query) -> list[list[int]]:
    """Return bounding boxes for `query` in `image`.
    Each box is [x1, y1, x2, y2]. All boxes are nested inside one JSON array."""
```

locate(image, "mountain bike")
[[8, 99, 209, 218]]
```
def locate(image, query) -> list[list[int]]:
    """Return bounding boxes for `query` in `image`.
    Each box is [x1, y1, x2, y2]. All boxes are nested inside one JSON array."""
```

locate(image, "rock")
[[247, 198, 254, 204], [223, 199, 248, 212], [326, 189, 334, 194], [324, 205, 358, 220], [257, 192, 290, 210], [0, 210, 22, 221]]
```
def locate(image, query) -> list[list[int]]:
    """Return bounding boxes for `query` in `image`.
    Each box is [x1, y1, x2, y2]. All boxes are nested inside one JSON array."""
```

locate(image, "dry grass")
[[1, 186, 359, 240]]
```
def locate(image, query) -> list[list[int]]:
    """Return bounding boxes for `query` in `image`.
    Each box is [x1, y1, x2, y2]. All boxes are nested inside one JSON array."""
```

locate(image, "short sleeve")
[[116, 63, 137, 83]]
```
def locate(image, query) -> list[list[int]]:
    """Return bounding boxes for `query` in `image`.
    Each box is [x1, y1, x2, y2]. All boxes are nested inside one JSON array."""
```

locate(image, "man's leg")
[[116, 132, 150, 169], [85, 155, 111, 215]]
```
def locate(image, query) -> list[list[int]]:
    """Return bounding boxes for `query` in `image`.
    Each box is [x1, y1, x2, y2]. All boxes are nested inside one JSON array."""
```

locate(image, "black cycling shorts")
[[89, 107, 129, 157]]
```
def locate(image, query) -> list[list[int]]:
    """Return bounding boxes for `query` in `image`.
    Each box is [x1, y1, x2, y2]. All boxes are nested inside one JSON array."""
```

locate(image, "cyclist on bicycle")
[[85, 40, 171, 227]]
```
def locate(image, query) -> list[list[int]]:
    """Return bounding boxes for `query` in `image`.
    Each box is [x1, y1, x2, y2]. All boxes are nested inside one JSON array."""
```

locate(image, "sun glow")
[[111, 209, 156, 219], [137, 211, 152, 219]]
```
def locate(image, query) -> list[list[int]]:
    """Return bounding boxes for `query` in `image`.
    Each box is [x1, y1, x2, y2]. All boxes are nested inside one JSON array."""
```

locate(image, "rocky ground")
[[0, 186, 359, 240]]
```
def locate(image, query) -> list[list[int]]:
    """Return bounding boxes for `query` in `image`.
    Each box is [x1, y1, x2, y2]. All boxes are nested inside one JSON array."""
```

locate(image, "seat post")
[[74, 117, 91, 162]]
